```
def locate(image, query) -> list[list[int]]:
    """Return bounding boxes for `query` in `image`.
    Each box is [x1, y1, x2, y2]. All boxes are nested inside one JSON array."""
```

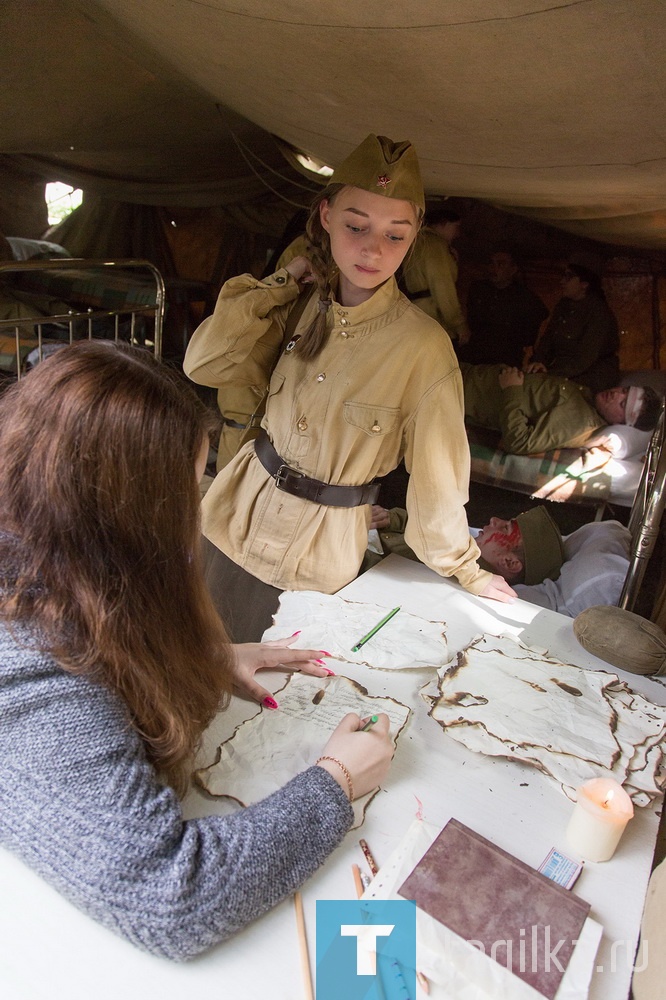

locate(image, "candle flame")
[[603, 790, 615, 808]]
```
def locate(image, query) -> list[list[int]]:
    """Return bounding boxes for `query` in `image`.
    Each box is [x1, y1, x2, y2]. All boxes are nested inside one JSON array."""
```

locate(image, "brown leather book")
[[398, 818, 591, 999]]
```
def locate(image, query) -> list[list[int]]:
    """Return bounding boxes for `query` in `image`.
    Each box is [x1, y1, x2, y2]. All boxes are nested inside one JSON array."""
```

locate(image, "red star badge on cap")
[[376, 174, 392, 189]]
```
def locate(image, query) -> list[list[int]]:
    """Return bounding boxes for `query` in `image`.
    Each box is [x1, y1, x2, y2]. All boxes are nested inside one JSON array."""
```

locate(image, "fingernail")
[[323, 667, 336, 676], [315, 658, 326, 665], [320, 650, 333, 656], [291, 630, 301, 636], [262, 696, 278, 710]]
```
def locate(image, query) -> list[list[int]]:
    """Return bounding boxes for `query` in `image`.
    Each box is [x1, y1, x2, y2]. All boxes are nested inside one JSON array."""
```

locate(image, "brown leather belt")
[[254, 430, 380, 508]]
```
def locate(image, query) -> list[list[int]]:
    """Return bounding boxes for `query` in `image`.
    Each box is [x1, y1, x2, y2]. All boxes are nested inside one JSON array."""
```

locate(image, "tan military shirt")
[[184, 269, 492, 596], [214, 383, 266, 471], [211, 237, 312, 472], [402, 228, 466, 338]]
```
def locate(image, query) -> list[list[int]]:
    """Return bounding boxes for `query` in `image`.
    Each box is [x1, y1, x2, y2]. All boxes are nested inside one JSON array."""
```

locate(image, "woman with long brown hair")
[[185, 134, 515, 642], [0, 341, 393, 959]]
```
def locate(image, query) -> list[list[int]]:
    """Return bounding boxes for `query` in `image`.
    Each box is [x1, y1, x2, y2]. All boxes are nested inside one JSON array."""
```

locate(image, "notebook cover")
[[398, 818, 591, 999]]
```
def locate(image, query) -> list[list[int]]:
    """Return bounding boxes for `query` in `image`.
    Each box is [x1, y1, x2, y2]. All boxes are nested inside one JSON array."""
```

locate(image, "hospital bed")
[[0, 257, 165, 375], [467, 398, 666, 614]]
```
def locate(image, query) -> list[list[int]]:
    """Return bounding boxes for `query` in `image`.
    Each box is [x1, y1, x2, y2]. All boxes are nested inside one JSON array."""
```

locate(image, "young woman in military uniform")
[[184, 134, 515, 643]]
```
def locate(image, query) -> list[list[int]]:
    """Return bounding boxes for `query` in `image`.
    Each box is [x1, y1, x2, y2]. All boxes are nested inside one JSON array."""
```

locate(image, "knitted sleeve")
[[0, 626, 353, 961]]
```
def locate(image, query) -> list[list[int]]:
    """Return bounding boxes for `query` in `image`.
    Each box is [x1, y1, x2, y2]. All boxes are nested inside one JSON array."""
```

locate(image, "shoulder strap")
[[237, 285, 316, 449], [283, 283, 316, 344]]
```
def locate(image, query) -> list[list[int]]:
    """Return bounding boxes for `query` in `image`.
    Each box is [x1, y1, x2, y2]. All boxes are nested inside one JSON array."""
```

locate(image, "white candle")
[[566, 778, 634, 862]]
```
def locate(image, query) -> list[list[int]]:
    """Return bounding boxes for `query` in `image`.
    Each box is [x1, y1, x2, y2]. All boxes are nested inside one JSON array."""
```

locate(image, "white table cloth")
[[1, 555, 662, 1000]]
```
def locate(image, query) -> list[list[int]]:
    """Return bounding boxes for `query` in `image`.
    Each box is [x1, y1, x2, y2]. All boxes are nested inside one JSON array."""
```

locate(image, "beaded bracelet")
[[315, 755, 354, 802]]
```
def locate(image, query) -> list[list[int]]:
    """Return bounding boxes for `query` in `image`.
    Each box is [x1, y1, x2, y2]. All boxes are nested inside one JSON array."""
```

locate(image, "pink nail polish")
[[323, 667, 336, 676], [262, 696, 278, 710], [315, 659, 325, 665], [291, 630, 301, 636], [320, 650, 333, 657]]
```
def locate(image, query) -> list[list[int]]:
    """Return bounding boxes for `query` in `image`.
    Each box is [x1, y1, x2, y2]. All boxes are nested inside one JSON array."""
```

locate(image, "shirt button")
[[316, 373, 326, 382], [340, 317, 349, 326], [340, 331, 349, 338], [371, 423, 381, 433], [298, 418, 308, 431]]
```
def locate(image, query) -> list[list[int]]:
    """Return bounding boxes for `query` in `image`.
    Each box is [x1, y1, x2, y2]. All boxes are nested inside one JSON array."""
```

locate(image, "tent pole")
[[652, 271, 662, 370]]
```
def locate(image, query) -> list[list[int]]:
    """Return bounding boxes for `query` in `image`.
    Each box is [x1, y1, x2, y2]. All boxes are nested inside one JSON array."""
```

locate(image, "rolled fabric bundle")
[[573, 605, 666, 676]]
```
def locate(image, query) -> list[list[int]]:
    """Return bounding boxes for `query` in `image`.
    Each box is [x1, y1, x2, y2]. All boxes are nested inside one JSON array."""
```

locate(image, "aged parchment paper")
[[262, 590, 448, 670], [197, 673, 411, 826], [424, 634, 666, 805]]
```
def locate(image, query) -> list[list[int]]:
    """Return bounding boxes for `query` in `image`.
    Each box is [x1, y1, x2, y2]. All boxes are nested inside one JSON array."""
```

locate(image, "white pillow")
[[584, 424, 652, 459], [515, 521, 631, 618]]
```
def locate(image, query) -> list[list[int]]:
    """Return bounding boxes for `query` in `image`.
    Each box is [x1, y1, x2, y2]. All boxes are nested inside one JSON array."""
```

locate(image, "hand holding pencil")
[[315, 712, 392, 801]]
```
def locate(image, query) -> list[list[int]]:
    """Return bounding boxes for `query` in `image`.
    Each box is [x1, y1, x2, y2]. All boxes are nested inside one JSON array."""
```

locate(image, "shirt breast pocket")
[[263, 370, 286, 426], [343, 401, 401, 438], [267, 371, 285, 397]]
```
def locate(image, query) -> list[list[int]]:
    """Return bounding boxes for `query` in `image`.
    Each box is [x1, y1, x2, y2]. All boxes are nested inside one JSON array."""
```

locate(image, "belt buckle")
[[275, 463, 304, 492]]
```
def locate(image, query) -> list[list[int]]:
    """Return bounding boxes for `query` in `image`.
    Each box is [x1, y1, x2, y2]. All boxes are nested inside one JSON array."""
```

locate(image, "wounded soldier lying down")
[[365, 504, 631, 618]]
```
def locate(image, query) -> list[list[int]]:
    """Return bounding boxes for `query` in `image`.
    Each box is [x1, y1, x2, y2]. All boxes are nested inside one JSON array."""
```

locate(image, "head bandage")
[[625, 386, 645, 427]]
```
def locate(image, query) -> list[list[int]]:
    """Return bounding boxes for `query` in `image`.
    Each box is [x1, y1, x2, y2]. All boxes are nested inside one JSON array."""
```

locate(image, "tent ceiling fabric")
[[0, 0, 319, 210], [3, 0, 666, 247]]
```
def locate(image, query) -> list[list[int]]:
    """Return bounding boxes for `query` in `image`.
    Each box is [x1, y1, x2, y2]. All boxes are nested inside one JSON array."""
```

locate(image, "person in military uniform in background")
[[401, 207, 470, 347], [461, 362, 660, 454], [366, 504, 564, 585], [365, 503, 634, 619], [526, 254, 620, 394], [275, 232, 310, 271], [463, 247, 548, 367]]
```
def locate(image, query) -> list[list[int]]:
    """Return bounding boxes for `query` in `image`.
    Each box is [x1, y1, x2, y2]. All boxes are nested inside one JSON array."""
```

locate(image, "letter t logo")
[[340, 925, 395, 975]]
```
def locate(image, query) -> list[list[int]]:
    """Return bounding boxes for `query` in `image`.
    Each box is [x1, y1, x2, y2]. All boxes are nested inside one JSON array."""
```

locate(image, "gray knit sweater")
[[0, 620, 353, 960]]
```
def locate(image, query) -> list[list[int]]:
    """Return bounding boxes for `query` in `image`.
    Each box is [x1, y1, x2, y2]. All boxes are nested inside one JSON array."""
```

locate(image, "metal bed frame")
[[0, 258, 165, 374], [620, 398, 666, 612]]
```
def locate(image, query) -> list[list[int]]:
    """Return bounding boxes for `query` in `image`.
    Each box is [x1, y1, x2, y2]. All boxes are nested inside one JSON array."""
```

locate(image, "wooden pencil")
[[293, 891, 314, 1000], [352, 862, 365, 899], [416, 969, 431, 994], [359, 837, 379, 876]]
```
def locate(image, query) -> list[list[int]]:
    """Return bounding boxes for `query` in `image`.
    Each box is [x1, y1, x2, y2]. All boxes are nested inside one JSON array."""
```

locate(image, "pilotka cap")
[[516, 506, 566, 586], [331, 134, 425, 213], [476, 505, 564, 586]]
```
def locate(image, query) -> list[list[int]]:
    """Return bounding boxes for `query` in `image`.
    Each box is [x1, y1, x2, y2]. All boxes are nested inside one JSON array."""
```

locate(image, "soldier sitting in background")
[[463, 247, 548, 368], [525, 254, 620, 394]]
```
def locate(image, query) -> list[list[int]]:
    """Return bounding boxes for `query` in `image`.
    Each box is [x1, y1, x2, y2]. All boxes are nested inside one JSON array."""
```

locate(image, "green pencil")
[[351, 606, 400, 652]]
